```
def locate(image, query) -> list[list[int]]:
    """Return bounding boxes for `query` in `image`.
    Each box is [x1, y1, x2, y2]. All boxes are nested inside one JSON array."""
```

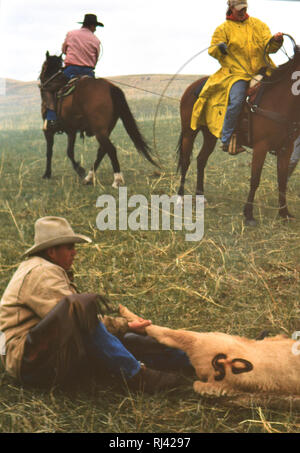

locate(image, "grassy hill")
[[0, 74, 200, 131]]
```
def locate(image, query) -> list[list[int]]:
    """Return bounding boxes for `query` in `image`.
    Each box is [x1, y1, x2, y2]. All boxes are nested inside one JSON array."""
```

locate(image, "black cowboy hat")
[[79, 14, 104, 27]]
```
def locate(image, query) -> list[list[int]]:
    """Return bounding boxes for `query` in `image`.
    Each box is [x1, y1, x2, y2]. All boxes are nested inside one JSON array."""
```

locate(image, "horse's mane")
[[265, 46, 300, 84]]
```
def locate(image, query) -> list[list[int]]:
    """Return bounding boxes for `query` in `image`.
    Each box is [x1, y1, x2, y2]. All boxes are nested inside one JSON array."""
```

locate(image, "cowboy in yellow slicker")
[[190, 0, 283, 153]]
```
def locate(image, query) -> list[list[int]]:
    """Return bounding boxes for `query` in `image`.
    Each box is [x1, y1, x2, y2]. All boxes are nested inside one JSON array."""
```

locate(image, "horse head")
[[39, 51, 63, 83]]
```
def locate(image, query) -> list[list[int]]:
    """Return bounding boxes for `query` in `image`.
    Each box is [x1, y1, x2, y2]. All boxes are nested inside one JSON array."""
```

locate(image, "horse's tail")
[[110, 84, 159, 168], [176, 132, 184, 174]]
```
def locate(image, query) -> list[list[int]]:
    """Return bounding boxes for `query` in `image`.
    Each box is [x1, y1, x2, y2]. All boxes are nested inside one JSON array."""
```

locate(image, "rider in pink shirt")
[[62, 27, 100, 69], [42, 14, 103, 132]]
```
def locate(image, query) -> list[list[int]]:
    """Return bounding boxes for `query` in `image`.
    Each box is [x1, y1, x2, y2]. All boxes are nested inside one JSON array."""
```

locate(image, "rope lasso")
[[152, 46, 213, 162]]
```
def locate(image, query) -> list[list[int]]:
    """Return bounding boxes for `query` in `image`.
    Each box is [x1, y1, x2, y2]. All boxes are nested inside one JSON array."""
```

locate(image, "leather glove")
[[218, 42, 228, 55]]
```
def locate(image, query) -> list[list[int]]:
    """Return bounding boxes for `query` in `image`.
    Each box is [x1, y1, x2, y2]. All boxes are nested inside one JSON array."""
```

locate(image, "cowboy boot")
[[41, 74, 69, 132], [126, 363, 184, 394]]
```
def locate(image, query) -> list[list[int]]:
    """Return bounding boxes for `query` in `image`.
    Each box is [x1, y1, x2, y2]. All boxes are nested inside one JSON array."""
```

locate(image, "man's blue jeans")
[[85, 322, 192, 380], [84, 322, 141, 380], [21, 320, 192, 386], [221, 80, 248, 145]]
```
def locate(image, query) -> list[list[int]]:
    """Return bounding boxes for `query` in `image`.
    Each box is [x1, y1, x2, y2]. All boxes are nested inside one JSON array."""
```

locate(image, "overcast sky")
[[1, 0, 300, 81]]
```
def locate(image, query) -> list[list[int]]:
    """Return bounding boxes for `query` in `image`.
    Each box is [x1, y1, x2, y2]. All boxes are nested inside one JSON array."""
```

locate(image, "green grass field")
[[1, 93, 300, 433]]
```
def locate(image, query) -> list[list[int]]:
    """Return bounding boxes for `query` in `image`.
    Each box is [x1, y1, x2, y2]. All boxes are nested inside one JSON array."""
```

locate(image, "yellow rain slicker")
[[190, 17, 282, 137]]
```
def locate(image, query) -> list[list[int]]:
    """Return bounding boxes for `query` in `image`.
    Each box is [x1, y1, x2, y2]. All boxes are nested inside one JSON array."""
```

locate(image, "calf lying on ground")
[[118, 305, 300, 397]]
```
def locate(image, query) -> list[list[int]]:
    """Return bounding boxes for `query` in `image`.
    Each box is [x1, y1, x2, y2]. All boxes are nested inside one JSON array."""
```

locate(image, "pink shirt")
[[62, 27, 100, 68]]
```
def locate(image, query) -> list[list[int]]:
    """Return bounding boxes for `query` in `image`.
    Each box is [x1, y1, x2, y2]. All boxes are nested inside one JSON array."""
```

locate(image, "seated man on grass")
[[0, 216, 192, 392]]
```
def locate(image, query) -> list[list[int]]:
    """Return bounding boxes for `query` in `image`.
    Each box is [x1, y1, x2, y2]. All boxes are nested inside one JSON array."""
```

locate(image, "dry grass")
[[1, 107, 300, 432]]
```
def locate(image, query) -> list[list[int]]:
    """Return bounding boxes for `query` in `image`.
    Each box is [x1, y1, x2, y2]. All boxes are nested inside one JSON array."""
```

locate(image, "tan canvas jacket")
[[0, 256, 77, 379]]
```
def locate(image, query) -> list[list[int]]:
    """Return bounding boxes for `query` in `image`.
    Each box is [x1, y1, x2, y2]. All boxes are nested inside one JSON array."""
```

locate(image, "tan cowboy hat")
[[24, 216, 92, 256], [228, 0, 248, 10]]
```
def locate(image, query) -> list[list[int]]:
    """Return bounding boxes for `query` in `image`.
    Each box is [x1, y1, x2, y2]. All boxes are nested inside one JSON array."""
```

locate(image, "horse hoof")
[[245, 218, 257, 227], [279, 209, 296, 221], [83, 170, 94, 185], [281, 215, 296, 222], [82, 178, 93, 186], [112, 172, 125, 189], [76, 167, 86, 179], [42, 173, 51, 179]]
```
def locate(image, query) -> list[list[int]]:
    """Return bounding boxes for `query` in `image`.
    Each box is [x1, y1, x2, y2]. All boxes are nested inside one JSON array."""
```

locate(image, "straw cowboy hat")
[[24, 216, 92, 256]]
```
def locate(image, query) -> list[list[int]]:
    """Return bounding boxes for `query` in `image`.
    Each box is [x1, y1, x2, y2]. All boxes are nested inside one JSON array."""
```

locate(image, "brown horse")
[[176, 47, 300, 226], [39, 53, 158, 186]]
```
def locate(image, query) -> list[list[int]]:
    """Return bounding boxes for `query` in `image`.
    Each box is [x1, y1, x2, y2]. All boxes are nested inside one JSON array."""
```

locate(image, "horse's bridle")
[[245, 35, 300, 143], [39, 70, 63, 89]]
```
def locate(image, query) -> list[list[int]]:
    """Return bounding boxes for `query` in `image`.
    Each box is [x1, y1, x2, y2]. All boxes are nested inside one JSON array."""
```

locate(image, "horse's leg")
[[84, 134, 124, 188], [243, 141, 268, 226], [106, 142, 125, 188], [196, 128, 217, 196], [103, 138, 123, 188], [66, 132, 86, 178], [277, 143, 295, 219], [83, 145, 107, 185], [43, 130, 54, 179], [177, 130, 197, 198]]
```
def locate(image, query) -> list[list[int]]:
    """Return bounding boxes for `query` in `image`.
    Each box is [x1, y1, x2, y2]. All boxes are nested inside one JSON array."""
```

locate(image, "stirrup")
[[43, 119, 63, 134], [228, 134, 246, 155]]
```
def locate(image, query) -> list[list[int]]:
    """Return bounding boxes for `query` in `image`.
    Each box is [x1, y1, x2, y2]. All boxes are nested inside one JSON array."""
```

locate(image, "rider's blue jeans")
[[290, 135, 300, 165], [221, 80, 248, 145], [63, 65, 95, 80]]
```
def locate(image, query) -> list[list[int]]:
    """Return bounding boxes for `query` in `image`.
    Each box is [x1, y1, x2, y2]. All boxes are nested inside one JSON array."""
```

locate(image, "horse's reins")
[[39, 70, 63, 89]]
